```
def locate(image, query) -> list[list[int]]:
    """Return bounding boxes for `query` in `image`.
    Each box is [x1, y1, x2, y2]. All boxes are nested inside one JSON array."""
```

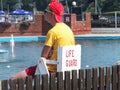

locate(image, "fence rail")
[[1, 65, 120, 90], [91, 13, 120, 28]]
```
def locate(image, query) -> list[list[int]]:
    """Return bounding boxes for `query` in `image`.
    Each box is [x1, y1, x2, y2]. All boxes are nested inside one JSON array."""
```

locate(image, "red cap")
[[48, 0, 64, 22]]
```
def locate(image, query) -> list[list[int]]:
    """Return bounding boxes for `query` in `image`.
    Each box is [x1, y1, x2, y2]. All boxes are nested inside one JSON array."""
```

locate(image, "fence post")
[[26, 76, 33, 90], [64, 71, 71, 90], [18, 78, 25, 90], [9, 79, 17, 90], [0, 80, 8, 90], [50, 73, 57, 90], [72, 70, 78, 90], [57, 72, 64, 90], [34, 75, 41, 90], [42, 74, 49, 90], [79, 69, 84, 90], [112, 65, 117, 90], [115, 12, 117, 28], [99, 67, 104, 90], [92, 68, 98, 90], [85, 68, 92, 90], [117, 65, 120, 90], [105, 66, 111, 90]]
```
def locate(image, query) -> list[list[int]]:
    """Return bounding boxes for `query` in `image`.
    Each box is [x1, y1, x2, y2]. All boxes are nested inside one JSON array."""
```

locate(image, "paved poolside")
[[76, 33, 120, 39]]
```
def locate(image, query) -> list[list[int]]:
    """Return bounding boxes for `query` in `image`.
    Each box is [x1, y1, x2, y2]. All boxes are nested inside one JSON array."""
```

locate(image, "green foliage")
[[20, 21, 30, 30], [0, 22, 11, 28], [1, 0, 120, 14], [36, 0, 49, 11]]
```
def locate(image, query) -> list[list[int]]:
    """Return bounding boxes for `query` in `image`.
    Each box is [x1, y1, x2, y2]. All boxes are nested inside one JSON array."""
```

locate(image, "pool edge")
[[1, 35, 120, 42]]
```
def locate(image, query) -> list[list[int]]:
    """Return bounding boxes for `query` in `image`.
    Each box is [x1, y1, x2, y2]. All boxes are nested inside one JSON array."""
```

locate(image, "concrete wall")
[[0, 13, 91, 37]]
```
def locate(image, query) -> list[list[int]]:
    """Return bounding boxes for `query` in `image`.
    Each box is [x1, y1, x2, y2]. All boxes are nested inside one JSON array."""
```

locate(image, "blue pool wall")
[[1, 35, 120, 42]]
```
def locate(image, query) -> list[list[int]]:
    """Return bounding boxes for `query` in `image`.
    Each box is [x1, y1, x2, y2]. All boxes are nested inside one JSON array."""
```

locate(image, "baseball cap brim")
[[44, 8, 53, 14], [45, 8, 62, 22], [54, 13, 62, 22]]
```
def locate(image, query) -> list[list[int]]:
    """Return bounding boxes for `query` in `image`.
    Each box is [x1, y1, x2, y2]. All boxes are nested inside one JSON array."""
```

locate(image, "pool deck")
[[1, 34, 120, 42], [76, 33, 120, 39]]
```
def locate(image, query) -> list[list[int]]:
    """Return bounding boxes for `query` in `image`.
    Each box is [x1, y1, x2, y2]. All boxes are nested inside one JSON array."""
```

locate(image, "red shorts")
[[25, 65, 37, 77], [25, 65, 53, 77]]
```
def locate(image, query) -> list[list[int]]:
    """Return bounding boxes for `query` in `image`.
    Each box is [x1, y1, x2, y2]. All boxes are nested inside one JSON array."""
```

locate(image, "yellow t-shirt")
[[45, 22, 75, 72]]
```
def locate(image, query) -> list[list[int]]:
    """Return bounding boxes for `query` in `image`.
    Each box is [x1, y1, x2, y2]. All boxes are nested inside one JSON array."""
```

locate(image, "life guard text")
[[65, 50, 77, 67]]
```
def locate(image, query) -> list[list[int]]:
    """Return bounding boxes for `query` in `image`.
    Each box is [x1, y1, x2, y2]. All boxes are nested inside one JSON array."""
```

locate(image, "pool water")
[[77, 39, 120, 68], [0, 40, 120, 80], [0, 41, 43, 80]]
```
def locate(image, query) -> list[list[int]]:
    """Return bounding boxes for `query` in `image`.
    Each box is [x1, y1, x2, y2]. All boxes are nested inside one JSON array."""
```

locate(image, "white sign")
[[65, 17, 70, 22], [57, 45, 81, 72]]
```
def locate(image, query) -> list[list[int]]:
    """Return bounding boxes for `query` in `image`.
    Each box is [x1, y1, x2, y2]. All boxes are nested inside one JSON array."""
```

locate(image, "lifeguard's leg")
[[10, 65, 37, 80], [10, 70, 27, 80]]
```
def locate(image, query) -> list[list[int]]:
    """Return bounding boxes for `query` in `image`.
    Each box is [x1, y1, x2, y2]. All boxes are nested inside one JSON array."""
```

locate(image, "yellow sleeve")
[[45, 31, 56, 47]]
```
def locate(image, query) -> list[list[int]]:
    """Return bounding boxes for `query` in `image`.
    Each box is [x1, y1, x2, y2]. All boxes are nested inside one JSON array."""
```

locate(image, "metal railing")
[[91, 13, 120, 28]]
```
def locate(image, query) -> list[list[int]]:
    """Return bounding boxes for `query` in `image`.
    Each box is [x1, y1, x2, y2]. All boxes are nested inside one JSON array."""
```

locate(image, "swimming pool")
[[0, 35, 120, 80], [1, 34, 120, 42]]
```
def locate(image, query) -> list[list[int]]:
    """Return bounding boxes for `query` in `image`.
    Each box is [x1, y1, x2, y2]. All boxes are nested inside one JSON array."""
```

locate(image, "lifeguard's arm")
[[41, 45, 52, 59]]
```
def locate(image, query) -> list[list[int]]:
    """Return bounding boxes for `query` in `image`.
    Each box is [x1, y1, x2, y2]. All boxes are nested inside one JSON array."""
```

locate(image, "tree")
[[1, 0, 120, 14], [2, 0, 18, 12], [36, 0, 49, 11]]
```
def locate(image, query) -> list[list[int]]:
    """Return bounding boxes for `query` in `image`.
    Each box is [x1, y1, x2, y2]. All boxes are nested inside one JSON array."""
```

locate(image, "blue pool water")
[[0, 36, 120, 80], [77, 39, 120, 67], [0, 41, 44, 80]]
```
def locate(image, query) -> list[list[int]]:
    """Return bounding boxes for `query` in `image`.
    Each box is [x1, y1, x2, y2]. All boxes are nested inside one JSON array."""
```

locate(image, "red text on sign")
[[66, 59, 77, 67], [66, 50, 74, 57]]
